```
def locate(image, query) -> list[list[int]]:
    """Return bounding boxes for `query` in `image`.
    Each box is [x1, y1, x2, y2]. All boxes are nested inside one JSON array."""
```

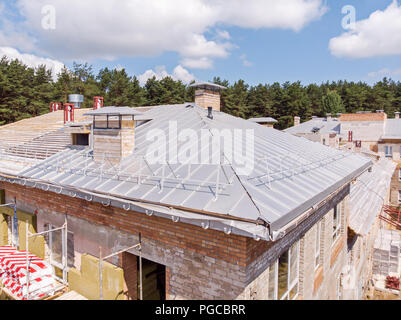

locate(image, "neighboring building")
[[284, 116, 341, 148], [286, 111, 400, 299], [378, 117, 401, 160], [248, 117, 278, 128], [339, 112, 387, 152], [0, 85, 373, 300], [287, 111, 401, 160]]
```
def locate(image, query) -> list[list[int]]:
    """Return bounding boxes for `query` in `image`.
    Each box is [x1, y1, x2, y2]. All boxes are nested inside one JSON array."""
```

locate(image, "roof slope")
[[340, 113, 387, 122], [0, 109, 88, 147], [248, 117, 277, 123], [19, 104, 371, 232], [0, 109, 88, 173], [284, 118, 341, 135]]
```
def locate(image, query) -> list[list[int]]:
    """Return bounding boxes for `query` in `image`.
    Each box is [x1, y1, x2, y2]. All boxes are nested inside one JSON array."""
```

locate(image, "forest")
[[1, 56, 401, 129]]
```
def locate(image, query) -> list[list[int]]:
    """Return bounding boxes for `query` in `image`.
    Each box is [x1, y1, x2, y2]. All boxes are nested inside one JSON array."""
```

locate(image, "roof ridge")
[[192, 107, 263, 220]]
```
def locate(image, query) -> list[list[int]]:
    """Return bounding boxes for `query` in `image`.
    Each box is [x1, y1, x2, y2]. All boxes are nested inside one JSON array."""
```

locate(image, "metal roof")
[[349, 158, 396, 236], [19, 104, 372, 235], [248, 117, 278, 123], [285, 118, 341, 135], [84, 107, 143, 116], [288, 116, 401, 141], [381, 119, 401, 140]]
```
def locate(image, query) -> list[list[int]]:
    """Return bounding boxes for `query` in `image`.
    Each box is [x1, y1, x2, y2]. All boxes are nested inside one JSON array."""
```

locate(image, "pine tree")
[[322, 90, 345, 116]]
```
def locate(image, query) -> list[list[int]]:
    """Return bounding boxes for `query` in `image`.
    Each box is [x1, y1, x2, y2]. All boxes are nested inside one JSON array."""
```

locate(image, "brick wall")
[[0, 180, 352, 300], [0, 181, 255, 299], [195, 89, 221, 111]]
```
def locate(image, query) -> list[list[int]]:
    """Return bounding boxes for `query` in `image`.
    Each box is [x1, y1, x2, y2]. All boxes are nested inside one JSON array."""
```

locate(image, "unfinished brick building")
[[0, 84, 373, 300]]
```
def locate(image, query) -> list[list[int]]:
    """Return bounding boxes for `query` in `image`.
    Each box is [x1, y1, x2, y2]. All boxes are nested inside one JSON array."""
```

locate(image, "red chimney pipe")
[[63, 103, 75, 124], [93, 96, 104, 110], [50, 102, 62, 112]]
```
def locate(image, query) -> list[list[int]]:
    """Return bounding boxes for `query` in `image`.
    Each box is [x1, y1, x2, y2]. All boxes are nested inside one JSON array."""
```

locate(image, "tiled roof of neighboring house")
[[349, 158, 396, 236], [340, 113, 387, 122], [284, 118, 341, 135], [248, 117, 278, 123], [381, 119, 401, 140], [17, 104, 372, 239]]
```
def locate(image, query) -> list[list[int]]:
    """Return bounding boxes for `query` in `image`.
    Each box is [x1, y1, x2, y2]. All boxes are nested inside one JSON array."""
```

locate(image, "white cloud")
[[172, 65, 196, 83], [329, 1, 401, 58], [181, 57, 214, 69], [0, 13, 36, 52], [217, 0, 326, 31], [215, 30, 231, 40], [240, 54, 253, 67], [7, 0, 326, 69], [138, 65, 195, 85], [368, 68, 401, 79], [179, 34, 231, 59], [0, 46, 64, 80], [138, 66, 169, 85]]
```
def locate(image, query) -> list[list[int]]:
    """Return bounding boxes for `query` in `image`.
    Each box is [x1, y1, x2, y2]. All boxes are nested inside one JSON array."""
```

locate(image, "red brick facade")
[[0, 178, 351, 300], [0, 181, 270, 299]]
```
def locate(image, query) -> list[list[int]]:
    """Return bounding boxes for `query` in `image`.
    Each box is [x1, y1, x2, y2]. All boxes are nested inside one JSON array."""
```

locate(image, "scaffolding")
[[21, 218, 68, 300], [0, 200, 68, 300], [98, 234, 142, 300], [380, 205, 401, 230]]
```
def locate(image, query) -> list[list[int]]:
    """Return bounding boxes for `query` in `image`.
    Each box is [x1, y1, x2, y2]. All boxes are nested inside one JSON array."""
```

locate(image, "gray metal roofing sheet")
[[285, 118, 341, 135], [20, 104, 372, 232], [248, 117, 278, 123], [83, 106, 143, 116]]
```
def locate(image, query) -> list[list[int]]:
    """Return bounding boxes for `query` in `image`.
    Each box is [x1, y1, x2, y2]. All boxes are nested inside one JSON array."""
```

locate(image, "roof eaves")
[[268, 158, 372, 231]]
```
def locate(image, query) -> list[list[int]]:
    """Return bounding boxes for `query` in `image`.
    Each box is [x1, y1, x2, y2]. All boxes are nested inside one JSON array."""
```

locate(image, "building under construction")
[[0, 84, 385, 300]]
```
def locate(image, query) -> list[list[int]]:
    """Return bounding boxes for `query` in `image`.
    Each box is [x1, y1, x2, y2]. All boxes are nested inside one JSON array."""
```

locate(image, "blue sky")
[[0, 0, 400, 86]]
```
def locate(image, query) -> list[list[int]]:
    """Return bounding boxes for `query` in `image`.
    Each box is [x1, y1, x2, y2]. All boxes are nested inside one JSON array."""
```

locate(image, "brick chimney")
[[84, 107, 142, 164], [190, 82, 226, 112], [294, 116, 301, 126], [396, 112, 400, 119]]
